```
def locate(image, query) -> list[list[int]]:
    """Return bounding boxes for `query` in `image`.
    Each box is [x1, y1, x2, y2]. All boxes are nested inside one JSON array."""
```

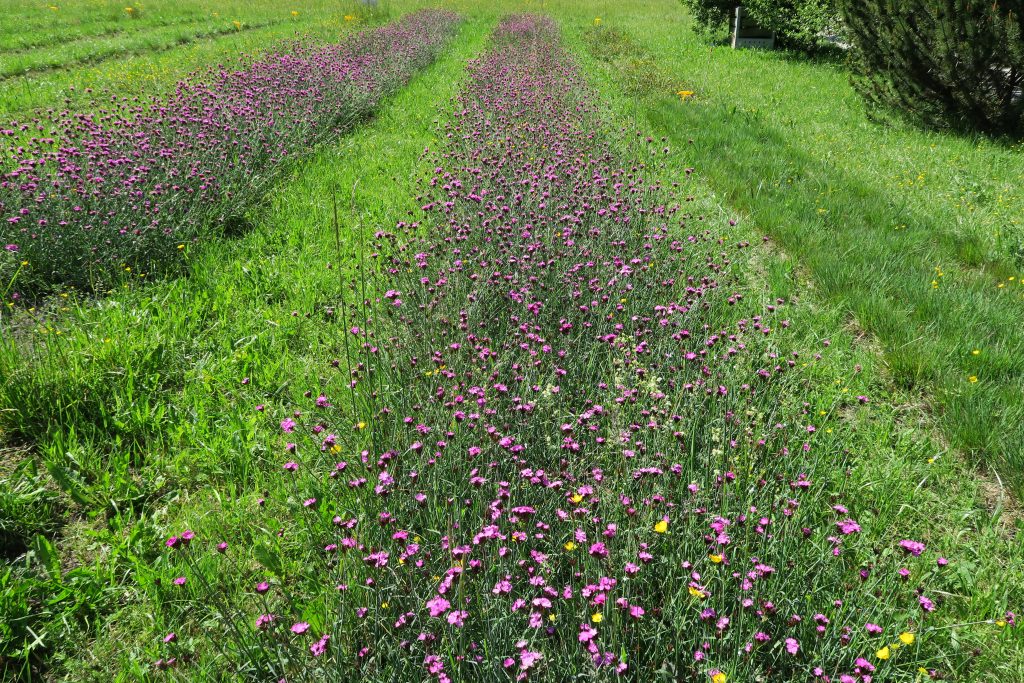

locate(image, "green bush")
[[679, 0, 841, 51], [679, 0, 736, 42], [839, 0, 1024, 135], [744, 0, 841, 50]]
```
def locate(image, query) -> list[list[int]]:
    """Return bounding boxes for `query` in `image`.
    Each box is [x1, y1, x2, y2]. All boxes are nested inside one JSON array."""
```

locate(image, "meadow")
[[0, 1, 1021, 681]]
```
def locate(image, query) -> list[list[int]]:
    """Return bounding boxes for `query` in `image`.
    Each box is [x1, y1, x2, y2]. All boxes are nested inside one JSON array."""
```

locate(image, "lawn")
[[0, 1, 1021, 681]]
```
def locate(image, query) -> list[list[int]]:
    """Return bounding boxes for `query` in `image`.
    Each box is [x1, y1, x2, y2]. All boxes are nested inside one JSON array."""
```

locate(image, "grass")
[[570, 0, 1024, 491], [0, 0, 1021, 680], [0, 0, 388, 117]]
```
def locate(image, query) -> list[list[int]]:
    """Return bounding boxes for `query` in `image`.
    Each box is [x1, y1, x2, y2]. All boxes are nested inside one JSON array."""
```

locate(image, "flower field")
[[154, 14, 1003, 682], [0, 1, 1021, 681], [1, 9, 459, 294]]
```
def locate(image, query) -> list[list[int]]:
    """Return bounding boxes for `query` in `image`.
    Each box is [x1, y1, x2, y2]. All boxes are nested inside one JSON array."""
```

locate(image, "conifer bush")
[[839, 0, 1024, 135]]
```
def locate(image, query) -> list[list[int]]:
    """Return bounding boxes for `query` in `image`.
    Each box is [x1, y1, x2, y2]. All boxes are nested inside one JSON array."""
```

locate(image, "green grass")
[[569, 1, 1024, 493], [0, 0, 389, 117], [0, 0, 1022, 679]]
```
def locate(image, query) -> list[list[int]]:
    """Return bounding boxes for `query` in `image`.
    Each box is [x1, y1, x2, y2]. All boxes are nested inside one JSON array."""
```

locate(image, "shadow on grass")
[[641, 92, 1024, 483]]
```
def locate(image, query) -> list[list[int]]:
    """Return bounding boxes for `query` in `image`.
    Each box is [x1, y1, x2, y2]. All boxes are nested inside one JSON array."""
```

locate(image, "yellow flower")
[[564, 541, 576, 551], [381, 602, 388, 608], [594, 17, 602, 25], [344, 14, 355, 21], [876, 646, 891, 660], [688, 586, 706, 599], [591, 613, 603, 623], [677, 90, 695, 101], [548, 613, 556, 622], [570, 493, 584, 504], [996, 620, 1007, 628], [971, 349, 980, 355], [712, 673, 727, 683], [291, 11, 299, 17], [124, 6, 134, 14], [709, 554, 723, 564], [356, 421, 367, 429], [899, 632, 915, 645], [654, 519, 668, 533], [968, 375, 978, 383]]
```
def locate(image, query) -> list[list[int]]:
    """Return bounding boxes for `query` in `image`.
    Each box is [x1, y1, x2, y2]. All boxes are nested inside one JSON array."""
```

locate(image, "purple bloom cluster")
[[156, 15, 984, 682], [0, 10, 460, 293]]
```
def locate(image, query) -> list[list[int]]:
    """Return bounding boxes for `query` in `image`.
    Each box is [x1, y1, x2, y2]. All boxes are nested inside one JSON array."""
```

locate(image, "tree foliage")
[[680, 0, 841, 51], [839, 0, 1024, 135]]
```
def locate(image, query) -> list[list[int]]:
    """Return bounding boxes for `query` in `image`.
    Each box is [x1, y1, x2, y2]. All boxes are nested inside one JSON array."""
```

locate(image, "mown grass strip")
[[0, 19, 284, 80]]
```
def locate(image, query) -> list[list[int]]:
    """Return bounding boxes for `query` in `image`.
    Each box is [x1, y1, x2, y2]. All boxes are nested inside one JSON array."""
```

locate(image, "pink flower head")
[[899, 539, 926, 556], [446, 610, 468, 627], [836, 519, 861, 535], [291, 622, 310, 635], [426, 595, 451, 617], [310, 634, 330, 656], [520, 650, 543, 670]]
